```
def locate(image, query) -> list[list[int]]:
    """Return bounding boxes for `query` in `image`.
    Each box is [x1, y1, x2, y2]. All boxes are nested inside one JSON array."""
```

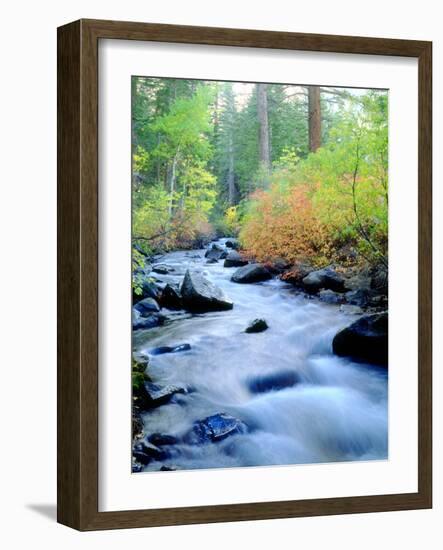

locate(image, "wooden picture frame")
[[57, 19, 432, 531]]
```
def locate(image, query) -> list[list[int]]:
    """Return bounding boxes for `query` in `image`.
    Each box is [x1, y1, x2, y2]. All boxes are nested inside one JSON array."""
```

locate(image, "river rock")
[[160, 284, 182, 310], [345, 289, 370, 307], [181, 270, 233, 312], [248, 370, 300, 394], [185, 413, 247, 445], [133, 277, 160, 303], [225, 238, 239, 250], [224, 250, 248, 268], [318, 289, 346, 304], [280, 262, 313, 287], [134, 297, 161, 315], [133, 313, 165, 331], [205, 243, 227, 261], [152, 264, 175, 275], [148, 433, 179, 446], [302, 266, 345, 293], [245, 319, 268, 333], [149, 343, 191, 355], [206, 258, 218, 264], [332, 312, 388, 366], [143, 382, 187, 405], [231, 263, 272, 284], [133, 440, 169, 462]]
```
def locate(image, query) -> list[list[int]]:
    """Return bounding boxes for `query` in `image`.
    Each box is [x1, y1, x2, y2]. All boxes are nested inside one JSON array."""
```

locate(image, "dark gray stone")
[[160, 284, 182, 310], [332, 312, 388, 366], [224, 250, 248, 268], [302, 267, 345, 293], [133, 313, 165, 331], [318, 289, 346, 304], [231, 263, 272, 284], [134, 297, 161, 315], [225, 238, 239, 250], [181, 270, 233, 312], [345, 289, 370, 307], [245, 319, 269, 333]]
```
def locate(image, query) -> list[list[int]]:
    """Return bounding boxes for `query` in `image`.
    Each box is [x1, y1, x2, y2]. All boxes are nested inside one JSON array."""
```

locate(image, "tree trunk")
[[308, 86, 321, 152], [227, 134, 236, 205], [168, 154, 178, 218], [257, 83, 271, 170]]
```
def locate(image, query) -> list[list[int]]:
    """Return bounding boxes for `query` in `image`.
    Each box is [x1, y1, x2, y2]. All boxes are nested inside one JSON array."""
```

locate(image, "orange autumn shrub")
[[239, 182, 333, 267]]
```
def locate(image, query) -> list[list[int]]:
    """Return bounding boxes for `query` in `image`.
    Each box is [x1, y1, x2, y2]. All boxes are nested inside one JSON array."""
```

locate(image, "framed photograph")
[[57, 19, 432, 530]]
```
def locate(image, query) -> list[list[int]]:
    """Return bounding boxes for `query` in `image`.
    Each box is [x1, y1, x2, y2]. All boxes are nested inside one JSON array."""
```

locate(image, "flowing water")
[[133, 240, 388, 472]]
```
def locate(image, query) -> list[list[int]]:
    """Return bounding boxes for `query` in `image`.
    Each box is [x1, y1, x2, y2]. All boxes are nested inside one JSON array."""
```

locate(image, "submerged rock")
[[332, 312, 388, 366], [247, 370, 300, 394], [302, 266, 345, 293], [134, 297, 161, 315], [185, 413, 247, 445], [245, 319, 268, 333], [231, 263, 272, 284], [206, 258, 218, 264], [181, 270, 233, 312], [149, 343, 191, 355], [223, 250, 248, 268]]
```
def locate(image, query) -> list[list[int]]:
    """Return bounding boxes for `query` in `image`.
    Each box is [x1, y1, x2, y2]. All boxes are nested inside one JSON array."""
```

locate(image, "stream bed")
[[133, 240, 388, 472]]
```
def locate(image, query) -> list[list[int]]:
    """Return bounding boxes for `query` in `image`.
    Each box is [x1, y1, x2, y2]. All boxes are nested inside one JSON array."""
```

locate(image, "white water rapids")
[[133, 241, 388, 472]]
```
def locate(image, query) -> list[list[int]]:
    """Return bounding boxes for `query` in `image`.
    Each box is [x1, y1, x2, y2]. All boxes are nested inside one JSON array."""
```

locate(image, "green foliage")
[[132, 360, 149, 392], [240, 91, 388, 267], [132, 76, 388, 268]]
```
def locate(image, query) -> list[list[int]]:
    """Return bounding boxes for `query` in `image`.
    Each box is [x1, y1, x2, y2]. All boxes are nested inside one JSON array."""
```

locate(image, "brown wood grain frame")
[[57, 19, 432, 530]]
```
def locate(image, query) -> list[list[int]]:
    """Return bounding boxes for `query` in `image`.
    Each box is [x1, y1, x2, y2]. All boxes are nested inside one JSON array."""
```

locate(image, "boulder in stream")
[[205, 243, 228, 261], [245, 319, 268, 333], [134, 297, 161, 315], [142, 382, 187, 406], [332, 312, 388, 366], [160, 283, 183, 310], [224, 250, 248, 268], [185, 413, 247, 445], [152, 264, 175, 275], [231, 263, 272, 284], [302, 266, 345, 293], [181, 270, 233, 312]]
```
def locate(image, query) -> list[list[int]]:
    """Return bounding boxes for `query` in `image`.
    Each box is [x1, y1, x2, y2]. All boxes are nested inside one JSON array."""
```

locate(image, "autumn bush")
[[240, 180, 334, 267]]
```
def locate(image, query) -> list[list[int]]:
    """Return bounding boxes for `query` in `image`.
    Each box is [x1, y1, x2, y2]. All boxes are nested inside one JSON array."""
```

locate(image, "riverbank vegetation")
[[132, 77, 388, 272]]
